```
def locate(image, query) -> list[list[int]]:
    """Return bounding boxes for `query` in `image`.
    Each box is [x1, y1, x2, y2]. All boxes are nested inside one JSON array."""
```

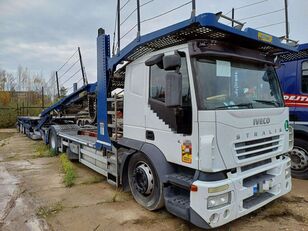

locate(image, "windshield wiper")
[[253, 100, 279, 106], [214, 103, 253, 110]]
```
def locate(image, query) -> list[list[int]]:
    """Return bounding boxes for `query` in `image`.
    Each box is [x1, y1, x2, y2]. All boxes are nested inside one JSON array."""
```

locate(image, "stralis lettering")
[[253, 118, 270, 126], [236, 127, 283, 140]]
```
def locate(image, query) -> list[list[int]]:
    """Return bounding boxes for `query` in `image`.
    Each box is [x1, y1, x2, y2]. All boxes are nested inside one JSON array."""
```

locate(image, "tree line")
[[0, 65, 58, 98]]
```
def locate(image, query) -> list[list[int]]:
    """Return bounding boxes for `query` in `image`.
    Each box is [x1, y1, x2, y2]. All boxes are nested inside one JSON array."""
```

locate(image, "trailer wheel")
[[49, 130, 59, 155], [128, 152, 164, 211], [289, 138, 308, 180]]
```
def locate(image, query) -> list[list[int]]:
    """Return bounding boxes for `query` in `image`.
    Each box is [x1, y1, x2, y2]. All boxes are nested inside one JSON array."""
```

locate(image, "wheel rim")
[[132, 162, 154, 196], [50, 134, 56, 149], [289, 146, 308, 170]]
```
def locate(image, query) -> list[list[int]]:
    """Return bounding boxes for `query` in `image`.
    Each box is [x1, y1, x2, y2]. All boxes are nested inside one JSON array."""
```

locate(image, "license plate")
[[253, 184, 259, 194]]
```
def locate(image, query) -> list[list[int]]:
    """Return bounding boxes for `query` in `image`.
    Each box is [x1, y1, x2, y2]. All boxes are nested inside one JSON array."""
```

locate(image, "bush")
[[0, 108, 17, 128]]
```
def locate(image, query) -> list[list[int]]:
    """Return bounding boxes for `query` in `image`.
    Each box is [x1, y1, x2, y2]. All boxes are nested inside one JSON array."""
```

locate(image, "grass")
[[107, 189, 131, 203], [36, 202, 64, 218], [34, 142, 57, 158], [60, 154, 76, 187]]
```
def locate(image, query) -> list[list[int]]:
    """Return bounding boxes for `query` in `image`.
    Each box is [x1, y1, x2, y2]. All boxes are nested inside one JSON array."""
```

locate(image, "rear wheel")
[[49, 129, 59, 155], [128, 152, 164, 210], [289, 138, 308, 180]]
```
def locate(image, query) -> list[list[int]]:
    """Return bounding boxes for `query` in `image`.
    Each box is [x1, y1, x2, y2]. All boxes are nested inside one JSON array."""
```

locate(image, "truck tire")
[[289, 138, 308, 180], [128, 152, 164, 211], [49, 129, 59, 155]]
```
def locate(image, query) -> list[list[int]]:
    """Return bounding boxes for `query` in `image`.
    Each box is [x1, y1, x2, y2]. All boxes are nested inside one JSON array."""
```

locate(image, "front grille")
[[241, 159, 272, 172], [235, 135, 282, 160]]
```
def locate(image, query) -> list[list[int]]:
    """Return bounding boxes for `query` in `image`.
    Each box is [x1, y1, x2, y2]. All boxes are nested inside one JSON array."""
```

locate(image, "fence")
[[0, 87, 48, 128]]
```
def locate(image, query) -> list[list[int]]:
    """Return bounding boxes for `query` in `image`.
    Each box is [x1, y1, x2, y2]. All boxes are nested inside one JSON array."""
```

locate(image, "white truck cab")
[[123, 40, 292, 227]]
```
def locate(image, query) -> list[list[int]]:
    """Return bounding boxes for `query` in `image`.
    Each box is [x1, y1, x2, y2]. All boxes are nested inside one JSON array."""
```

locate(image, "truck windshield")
[[193, 58, 284, 110]]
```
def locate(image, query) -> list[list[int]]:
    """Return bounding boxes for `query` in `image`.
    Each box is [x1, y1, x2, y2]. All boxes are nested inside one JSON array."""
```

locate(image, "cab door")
[[295, 59, 308, 122], [144, 48, 199, 169]]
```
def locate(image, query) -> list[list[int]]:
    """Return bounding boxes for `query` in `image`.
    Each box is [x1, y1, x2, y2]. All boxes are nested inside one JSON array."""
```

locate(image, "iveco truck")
[[18, 7, 296, 229]]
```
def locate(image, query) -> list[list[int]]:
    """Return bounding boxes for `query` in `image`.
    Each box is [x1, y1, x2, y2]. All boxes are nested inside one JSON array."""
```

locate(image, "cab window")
[[301, 61, 308, 93]]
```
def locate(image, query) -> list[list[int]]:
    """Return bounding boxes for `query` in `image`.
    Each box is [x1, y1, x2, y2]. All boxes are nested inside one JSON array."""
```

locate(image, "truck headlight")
[[207, 192, 231, 209]]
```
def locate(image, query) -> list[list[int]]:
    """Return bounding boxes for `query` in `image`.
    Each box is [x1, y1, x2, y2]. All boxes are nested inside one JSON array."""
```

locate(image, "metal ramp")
[[40, 83, 97, 117]]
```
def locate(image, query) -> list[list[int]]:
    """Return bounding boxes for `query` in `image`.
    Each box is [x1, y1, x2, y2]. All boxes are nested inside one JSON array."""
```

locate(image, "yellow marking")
[[258, 32, 273, 43], [182, 153, 192, 164]]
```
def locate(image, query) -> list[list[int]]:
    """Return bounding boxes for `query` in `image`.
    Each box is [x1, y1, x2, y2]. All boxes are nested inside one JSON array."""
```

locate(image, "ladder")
[[107, 92, 124, 141]]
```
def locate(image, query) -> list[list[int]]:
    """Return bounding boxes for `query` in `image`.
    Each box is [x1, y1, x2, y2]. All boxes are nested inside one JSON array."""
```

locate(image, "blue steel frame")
[[299, 43, 308, 51], [108, 13, 297, 70], [40, 83, 97, 118], [96, 31, 111, 149], [30, 83, 97, 131], [95, 12, 298, 149]]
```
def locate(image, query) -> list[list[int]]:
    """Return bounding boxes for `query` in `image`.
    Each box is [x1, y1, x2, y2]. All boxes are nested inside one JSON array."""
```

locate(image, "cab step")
[[167, 173, 194, 190], [164, 195, 190, 221]]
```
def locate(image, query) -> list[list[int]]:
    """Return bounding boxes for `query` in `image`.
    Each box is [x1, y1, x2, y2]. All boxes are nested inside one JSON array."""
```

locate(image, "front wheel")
[[289, 138, 308, 180], [128, 152, 164, 210]]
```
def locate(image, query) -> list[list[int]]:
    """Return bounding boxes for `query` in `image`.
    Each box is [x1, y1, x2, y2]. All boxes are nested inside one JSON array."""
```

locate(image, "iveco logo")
[[253, 118, 270, 126]]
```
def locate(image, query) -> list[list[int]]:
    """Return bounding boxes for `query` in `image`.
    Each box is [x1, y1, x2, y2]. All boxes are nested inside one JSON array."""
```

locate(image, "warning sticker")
[[182, 153, 192, 164], [182, 142, 192, 164]]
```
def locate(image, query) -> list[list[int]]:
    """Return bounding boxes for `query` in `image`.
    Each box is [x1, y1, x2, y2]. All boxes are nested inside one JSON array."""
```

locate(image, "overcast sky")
[[0, 0, 307, 88]]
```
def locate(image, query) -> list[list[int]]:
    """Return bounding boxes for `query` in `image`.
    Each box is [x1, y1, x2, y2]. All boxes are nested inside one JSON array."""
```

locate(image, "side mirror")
[[163, 54, 181, 71], [145, 54, 164, 69], [165, 72, 182, 107]]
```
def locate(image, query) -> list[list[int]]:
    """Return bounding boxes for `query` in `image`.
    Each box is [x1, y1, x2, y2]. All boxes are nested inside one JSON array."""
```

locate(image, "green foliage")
[[0, 107, 17, 128], [36, 202, 64, 218], [0, 100, 45, 128], [49, 148, 57, 157], [60, 154, 76, 187], [0, 89, 53, 128], [35, 142, 57, 158]]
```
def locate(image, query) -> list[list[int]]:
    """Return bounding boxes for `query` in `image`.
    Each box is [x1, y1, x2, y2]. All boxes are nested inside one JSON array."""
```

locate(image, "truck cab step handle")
[[146, 130, 155, 140]]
